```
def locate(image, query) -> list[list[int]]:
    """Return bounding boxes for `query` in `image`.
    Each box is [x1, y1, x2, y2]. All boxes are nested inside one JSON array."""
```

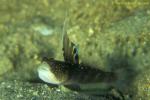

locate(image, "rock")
[[0, 56, 13, 76]]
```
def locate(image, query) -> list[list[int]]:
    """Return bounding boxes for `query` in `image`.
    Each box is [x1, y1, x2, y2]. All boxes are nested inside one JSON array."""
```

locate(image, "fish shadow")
[[105, 44, 138, 98]]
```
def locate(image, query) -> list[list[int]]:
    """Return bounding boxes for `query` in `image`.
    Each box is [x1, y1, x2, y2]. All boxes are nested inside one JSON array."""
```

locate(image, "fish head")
[[38, 57, 69, 85]]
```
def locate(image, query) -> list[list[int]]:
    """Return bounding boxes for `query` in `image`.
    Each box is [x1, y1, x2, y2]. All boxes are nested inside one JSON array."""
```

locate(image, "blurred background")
[[0, 0, 150, 99]]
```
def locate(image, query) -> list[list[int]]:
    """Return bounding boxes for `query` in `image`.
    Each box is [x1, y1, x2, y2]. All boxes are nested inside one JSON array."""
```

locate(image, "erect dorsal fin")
[[63, 32, 79, 64]]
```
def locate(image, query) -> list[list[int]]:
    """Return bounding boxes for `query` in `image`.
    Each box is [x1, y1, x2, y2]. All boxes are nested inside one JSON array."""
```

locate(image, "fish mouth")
[[37, 62, 61, 85]]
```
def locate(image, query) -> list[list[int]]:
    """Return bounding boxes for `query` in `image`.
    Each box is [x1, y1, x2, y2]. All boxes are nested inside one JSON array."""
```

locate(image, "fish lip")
[[37, 62, 50, 71]]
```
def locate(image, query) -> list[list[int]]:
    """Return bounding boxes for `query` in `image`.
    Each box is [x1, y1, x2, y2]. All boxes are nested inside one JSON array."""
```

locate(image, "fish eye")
[[42, 57, 48, 61]]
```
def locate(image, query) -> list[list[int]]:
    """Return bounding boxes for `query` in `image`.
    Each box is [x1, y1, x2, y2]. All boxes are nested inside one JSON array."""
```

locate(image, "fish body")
[[37, 31, 124, 100], [38, 57, 117, 85], [38, 32, 117, 86]]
